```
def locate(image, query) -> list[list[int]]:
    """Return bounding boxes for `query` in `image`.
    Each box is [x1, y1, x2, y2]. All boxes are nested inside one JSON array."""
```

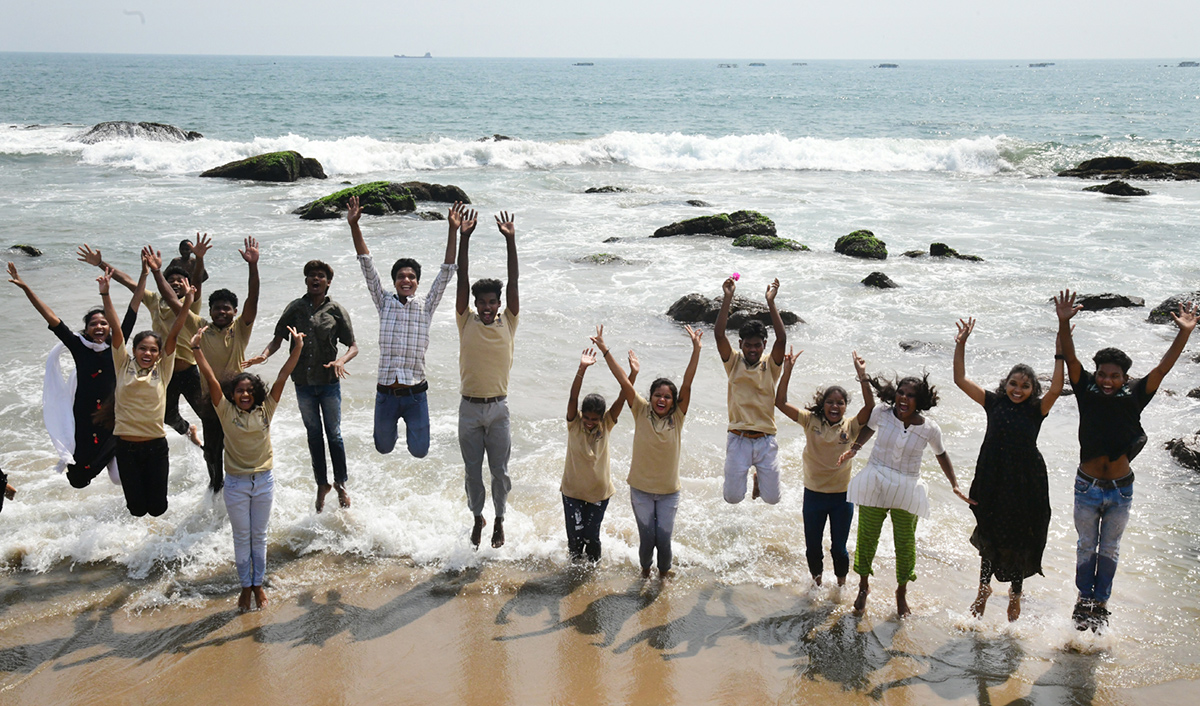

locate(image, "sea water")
[[1, 54, 1200, 689]]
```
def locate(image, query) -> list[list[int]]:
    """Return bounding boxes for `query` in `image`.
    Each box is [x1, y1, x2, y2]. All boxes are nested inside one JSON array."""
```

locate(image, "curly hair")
[[223, 372, 268, 410], [738, 320, 768, 342], [805, 385, 851, 422], [995, 363, 1043, 403], [869, 373, 939, 411], [1093, 347, 1132, 374], [471, 278, 503, 300]]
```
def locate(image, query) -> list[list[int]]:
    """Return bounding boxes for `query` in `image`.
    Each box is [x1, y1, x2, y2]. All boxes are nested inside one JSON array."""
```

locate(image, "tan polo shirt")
[[724, 351, 782, 434], [196, 314, 253, 382], [216, 395, 278, 476], [626, 394, 685, 495], [143, 291, 202, 366], [457, 308, 518, 398], [795, 409, 862, 493], [112, 341, 175, 439], [561, 413, 618, 504]]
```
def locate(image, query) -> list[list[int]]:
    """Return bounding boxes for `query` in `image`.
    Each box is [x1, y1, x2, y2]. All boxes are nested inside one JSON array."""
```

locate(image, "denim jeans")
[[630, 488, 681, 573], [563, 495, 609, 562], [374, 390, 430, 458], [296, 382, 348, 486], [1074, 472, 1133, 604], [803, 489, 853, 579], [223, 471, 274, 588]]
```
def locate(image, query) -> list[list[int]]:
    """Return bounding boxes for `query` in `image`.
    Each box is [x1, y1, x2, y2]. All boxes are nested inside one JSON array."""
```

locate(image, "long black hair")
[[806, 385, 851, 424], [223, 372, 268, 410], [869, 373, 939, 411]]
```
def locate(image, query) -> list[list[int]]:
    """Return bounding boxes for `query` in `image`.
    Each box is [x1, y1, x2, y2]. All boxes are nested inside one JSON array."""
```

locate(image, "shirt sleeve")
[[983, 390, 998, 411], [336, 303, 355, 346], [358, 254, 386, 312], [504, 308, 518, 334], [866, 403, 887, 430], [50, 320, 82, 352], [424, 263, 457, 318], [925, 420, 945, 456], [1132, 375, 1155, 410], [722, 351, 740, 376], [273, 302, 295, 341]]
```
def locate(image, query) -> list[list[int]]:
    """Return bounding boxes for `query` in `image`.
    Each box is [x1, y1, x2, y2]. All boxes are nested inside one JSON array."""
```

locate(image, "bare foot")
[[813, 574, 823, 587], [658, 569, 674, 582], [4, 483, 15, 501], [335, 483, 351, 509], [970, 583, 993, 618], [315, 484, 332, 513], [187, 424, 203, 447], [252, 586, 268, 610], [1007, 592, 1021, 622], [641, 566, 652, 579], [471, 515, 487, 548], [896, 584, 911, 618], [836, 574, 847, 587], [853, 576, 870, 615], [491, 516, 505, 548], [237, 588, 253, 613], [751, 471, 760, 500]]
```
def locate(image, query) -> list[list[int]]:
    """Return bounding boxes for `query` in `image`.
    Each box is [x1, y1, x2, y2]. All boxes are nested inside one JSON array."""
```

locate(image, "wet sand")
[[1, 556, 1192, 705]]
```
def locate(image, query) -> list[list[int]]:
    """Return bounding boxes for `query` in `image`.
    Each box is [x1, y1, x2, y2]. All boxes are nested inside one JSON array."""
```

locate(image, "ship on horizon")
[[394, 52, 433, 59]]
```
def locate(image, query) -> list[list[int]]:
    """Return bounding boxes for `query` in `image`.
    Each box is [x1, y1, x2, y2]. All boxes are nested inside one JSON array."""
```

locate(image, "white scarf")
[[43, 333, 121, 485]]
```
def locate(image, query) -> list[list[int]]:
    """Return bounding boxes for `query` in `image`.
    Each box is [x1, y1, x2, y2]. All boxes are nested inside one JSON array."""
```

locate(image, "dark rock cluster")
[[666, 293, 802, 328]]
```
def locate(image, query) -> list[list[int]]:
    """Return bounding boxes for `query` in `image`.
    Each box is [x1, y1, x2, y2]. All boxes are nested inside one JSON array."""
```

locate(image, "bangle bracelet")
[[851, 443, 862, 451], [1054, 354, 1066, 361], [602, 349, 611, 358], [191, 346, 201, 350], [100, 292, 110, 297]]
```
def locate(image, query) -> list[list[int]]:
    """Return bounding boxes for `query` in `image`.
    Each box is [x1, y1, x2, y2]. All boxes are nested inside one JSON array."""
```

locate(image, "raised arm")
[[130, 251, 150, 313], [497, 211, 519, 315], [591, 326, 638, 403], [608, 351, 639, 422], [936, 452, 976, 505], [162, 283, 195, 359], [766, 278, 786, 365], [775, 346, 803, 422], [445, 202, 469, 267], [1144, 302, 1198, 395], [270, 327, 306, 403], [77, 244, 138, 292], [1054, 290, 1083, 384], [189, 233, 210, 303], [347, 195, 369, 256], [1041, 328, 1069, 416], [190, 327, 223, 405], [239, 237, 260, 327], [566, 347, 597, 421], [143, 246, 185, 314], [714, 277, 735, 362], [953, 317, 987, 407], [98, 269, 123, 351], [455, 213, 473, 315], [243, 334, 284, 369], [7, 261, 62, 328], [677, 325, 703, 415], [852, 351, 875, 425]]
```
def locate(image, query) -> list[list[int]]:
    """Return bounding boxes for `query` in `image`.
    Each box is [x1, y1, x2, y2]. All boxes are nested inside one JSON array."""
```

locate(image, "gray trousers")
[[458, 397, 512, 517], [630, 487, 681, 573]]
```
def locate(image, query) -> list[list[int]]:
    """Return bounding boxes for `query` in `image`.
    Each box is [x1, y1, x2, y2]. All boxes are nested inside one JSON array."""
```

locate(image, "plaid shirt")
[[359, 254, 455, 385]]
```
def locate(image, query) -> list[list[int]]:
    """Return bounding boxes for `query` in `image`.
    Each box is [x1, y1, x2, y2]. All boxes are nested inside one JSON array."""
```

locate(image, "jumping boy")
[[456, 210, 519, 549], [715, 276, 787, 504], [348, 195, 460, 469], [245, 259, 357, 512], [1055, 289, 1197, 630]]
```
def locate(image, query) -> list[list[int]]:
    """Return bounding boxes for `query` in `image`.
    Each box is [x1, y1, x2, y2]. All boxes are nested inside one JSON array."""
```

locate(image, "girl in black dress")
[[953, 317, 1065, 621]]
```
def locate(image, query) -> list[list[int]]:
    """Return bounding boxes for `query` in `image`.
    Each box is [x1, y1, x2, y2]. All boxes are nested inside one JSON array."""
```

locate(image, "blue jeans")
[[223, 471, 274, 588], [1074, 472, 1133, 604], [630, 488, 680, 573], [803, 489, 853, 579], [374, 390, 430, 458], [563, 495, 609, 562], [296, 382, 348, 486]]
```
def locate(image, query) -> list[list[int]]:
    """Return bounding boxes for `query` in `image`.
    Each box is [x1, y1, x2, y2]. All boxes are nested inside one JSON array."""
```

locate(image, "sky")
[[1, 0, 1198, 59]]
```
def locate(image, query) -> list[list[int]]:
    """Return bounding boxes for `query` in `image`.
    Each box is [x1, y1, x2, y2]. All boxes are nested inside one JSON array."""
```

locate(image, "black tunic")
[[968, 391, 1051, 582]]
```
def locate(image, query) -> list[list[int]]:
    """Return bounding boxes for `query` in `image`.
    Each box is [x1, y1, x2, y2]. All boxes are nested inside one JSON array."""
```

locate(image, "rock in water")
[[834, 230, 887, 260], [732, 234, 809, 251], [930, 243, 984, 261], [1166, 435, 1200, 471], [862, 272, 898, 288], [602, 237, 622, 243], [1083, 180, 1150, 196], [573, 253, 630, 265], [200, 151, 327, 182], [416, 211, 446, 221], [1058, 156, 1200, 181], [1076, 293, 1145, 311], [651, 211, 775, 239], [584, 186, 626, 194], [902, 250, 926, 258], [396, 182, 471, 204], [666, 293, 802, 327], [685, 199, 711, 207], [293, 182, 416, 220], [9, 244, 42, 257], [1187, 387, 1200, 399], [1147, 291, 1200, 324], [75, 121, 202, 144]]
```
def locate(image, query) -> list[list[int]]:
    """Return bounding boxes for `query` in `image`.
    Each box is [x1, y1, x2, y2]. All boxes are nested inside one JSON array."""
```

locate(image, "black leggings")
[[115, 438, 169, 517], [980, 559, 1024, 594], [164, 365, 206, 437]]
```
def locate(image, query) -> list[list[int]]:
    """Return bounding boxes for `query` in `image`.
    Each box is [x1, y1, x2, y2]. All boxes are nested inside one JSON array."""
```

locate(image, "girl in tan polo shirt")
[[594, 325, 702, 579]]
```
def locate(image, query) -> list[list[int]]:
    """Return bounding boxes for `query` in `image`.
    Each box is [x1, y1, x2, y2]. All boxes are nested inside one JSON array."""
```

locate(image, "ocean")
[[2, 53, 1200, 701]]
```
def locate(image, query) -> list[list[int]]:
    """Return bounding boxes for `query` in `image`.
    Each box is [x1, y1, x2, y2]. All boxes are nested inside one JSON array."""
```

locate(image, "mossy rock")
[[1058, 156, 1200, 181], [200, 150, 327, 182], [9, 244, 42, 257], [732, 234, 809, 251], [862, 272, 898, 288], [1148, 291, 1200, 324], [652, 210, 775, 238], [834, 229, 887, 260], [293, 181, 416, 220], [396, 182, 471, 204]]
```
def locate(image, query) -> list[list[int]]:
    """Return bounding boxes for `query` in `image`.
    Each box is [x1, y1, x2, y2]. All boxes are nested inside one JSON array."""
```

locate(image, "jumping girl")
[[593, 324, 702, 579], [775, 348, 875, 587], [193, 325, 304, 612], [953, 317, 1064, 621], [839, 373, 975, 616]]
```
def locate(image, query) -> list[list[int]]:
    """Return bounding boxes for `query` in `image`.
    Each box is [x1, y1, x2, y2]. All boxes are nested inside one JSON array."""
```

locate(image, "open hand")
[[837, 447, 858, 466], [495, 211, 515, 239], [461, 208, 478, 238], [324, 359, 350, 378], [580, 347, 597, 368], [953, 486, 978, 506], [448, 202, 465, 231], [346, 195, 362, 225], [240, 237, 259, 265], [1171, 301, 1199, 332], [6, 261, 26, 289], [628, 350, 640, 376], [142, 246, 162, 272], [1054, 290, 1082, 322], [191, 232, 212, 259], [685, 324, 703, 348], [190, 326, 208, 350], [954, 317, 975, 345], [76, 244, 102, 268]]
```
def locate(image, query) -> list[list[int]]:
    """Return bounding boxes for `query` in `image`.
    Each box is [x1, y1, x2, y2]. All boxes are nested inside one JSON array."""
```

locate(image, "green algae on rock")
[[293, 182, 416, 220], [834, 230, 887, 260], [200, 150, 327, 182], [732, 234, 809, 251]]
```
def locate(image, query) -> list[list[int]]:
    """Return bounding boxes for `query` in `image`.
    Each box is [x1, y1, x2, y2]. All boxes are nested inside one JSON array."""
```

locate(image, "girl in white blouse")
[[838, 374, 974, 617]]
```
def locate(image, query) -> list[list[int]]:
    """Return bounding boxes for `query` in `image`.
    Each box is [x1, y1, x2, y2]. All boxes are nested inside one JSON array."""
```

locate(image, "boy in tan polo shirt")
[[456, 211, 520, 549], [715, 276, 787, 504]]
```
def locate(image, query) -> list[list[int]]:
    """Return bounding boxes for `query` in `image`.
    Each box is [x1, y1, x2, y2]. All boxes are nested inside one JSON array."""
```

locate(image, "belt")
[[377, 380, 428, 397], [1076, 468, 1134, 489], [730, 429, 768, 439], [463, 395, 506, 404]]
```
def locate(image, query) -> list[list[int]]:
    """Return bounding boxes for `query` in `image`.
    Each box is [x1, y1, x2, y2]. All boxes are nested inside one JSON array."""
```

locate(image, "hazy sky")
[[1, 0, 1197, 59]]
